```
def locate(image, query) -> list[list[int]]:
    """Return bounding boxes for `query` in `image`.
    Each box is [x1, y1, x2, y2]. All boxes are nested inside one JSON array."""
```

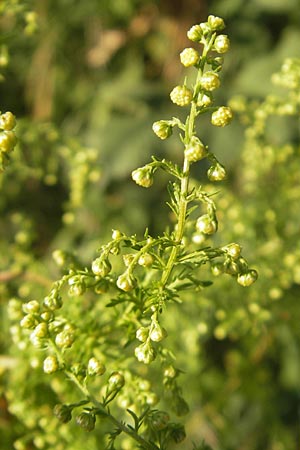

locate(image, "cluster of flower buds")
[[0, 111, 17, 171]]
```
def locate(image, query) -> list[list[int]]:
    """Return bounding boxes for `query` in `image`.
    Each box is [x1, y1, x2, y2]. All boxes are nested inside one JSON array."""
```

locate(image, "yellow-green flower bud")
[[136, 326, 149, 342], [196, 214, 218, 235], [112, 229, 123, 240], [108, 371, 125, 389], [33, 322, 48, 338], [91, 257, 111, 277], [20, 314, 37, 329], [149, 323, 168, 342], [196, 93, 213, 107], [184, 139, 206, 163], [22, 300, 40, 314], [0, 111, 16, 130], [87, 357, 106, 376], [132, 165, 153, 188], [237, 270, 258, 287], [76, 412, 96, 432], [43, 292, 62, 310], [138, 253, 154, 267], [200, 72, 220, 91], [207, 15, 225, 31], [187, 24, 203, 42], [135, 342, 157, 364], [152, 120, 172, 139], [55, 330, 75, 348], [68, 281, 86, 297], [0, 130, 17, 153], [180, 48, 199, 67], [43, 355, 59, 374], [223, 243, 242, 259], [214, 34, 230, 53], [170, 85, 193, 106], [116, 272, 136, 291], [211, 106, 233, 127], [207, 163, 227, 181]]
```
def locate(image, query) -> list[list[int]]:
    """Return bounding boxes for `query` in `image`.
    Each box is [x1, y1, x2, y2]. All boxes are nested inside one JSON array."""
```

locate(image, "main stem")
[[160, 39, 212, 288]]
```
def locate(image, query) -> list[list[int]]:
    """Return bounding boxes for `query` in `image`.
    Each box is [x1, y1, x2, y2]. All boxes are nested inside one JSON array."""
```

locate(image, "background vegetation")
[[1, 0, 300, 449]]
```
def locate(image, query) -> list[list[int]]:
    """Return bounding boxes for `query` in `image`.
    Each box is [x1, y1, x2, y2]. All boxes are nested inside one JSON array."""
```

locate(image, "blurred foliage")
[[1, 0, 300, 449]]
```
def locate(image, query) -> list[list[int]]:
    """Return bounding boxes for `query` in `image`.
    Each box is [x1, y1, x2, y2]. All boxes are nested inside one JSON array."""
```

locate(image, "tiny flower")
[[0, 111, 16, 130], [184, 139, 207, 163], [196, 214, 218, 235], [170, 85, 193, 106], [211, 261, 225, 276], [138, 253, 154, 267], [149, 322, 168, 342], [76, 412, 96, 432], [237, 270, 258, 287], [211, 106, 233, 127], [91, 257, 111, 277], [112, 229, 123, 240], [55, 330, 75, 348], [132, 165, 153, 188], [20, 314, 37, 329], [150, 411, 170, 430], [0, 131, 17, 153], [196, 93, 213, 107], [187, 24, 203, 42], [108, 371, 125, 389], [207, 163, 227, 181], [43, 355, 59, 374], [136, 326, 149, 342], [87, 357, 106, 376], [207, 15, 225, 31], [214, 34, 230, 53], [180, 47, 199, 67], [33, 322, 48, 338], [116, 272, 136, 291], [223, 243, 242, 259], [200, 72, 220, 91], [43, 293, 62, 310], [53, 404, 72, 423], [68, 281, 86, 297], [152, 120, 172, 139], [163, 365, 177, 378], [22, 300, 40, 314], [135, 342, 156, 364]]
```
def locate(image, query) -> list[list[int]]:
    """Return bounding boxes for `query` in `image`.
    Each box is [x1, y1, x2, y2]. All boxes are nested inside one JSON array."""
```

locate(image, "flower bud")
[[180, 48, 199, 67], [164, 365, 177, 378], [208, 15, 225, 31], [152, 120, 172, 140], [43, 293, 62, 310], [53, 404, 72, 423], [223, 243, 242, 259], [135, 342, 156, 364], [211, 106, 233, 127], [138, 253, 154, 267], [108, 371, 125, 389], [196, 93, 213, 107], [214, 34, 230, 53], [91, 257, 111, 277], [20, 314, 37, 329], [87, 357, 106, 376], [211, 261, 225, 276], [237, 270, 258, 287], [187, 24, 203, 42], [196, 214, 218, 235], [33, 322, 48, 338], [0, 131, 17, 153], [22, 300, 40, 314], [150, 411, 170, 430], [76, 412, 96, 432], [112, 229, 123, 240], [200, 71, 220, 91], [0, 111, 16, 130], [184, 139, 207, 163], [207, 163, 226, 181], [116, 272, 136, 291], [43, 355, 59, 374], [170, 85, 193, 106], [55, 330, 75, 348], [149, 323, 168, 342], [132, 166, 153, 188], [136, 326, 149, 342]]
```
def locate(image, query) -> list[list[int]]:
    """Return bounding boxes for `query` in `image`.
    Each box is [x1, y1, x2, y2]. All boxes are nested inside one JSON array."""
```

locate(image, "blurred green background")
[[1, 0, 300, 449]]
